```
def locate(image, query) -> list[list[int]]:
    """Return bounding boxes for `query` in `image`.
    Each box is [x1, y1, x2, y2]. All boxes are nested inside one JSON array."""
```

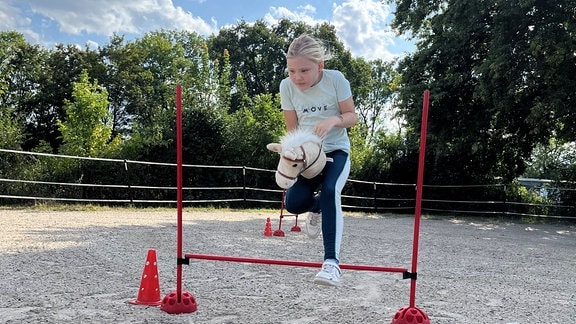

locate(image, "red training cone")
[[264, 217, 273, 236], [129, 249, 162, 306]]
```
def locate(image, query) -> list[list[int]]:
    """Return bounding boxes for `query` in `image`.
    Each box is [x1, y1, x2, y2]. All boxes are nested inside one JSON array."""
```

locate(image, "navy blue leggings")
[[284, 150, 350, 262]]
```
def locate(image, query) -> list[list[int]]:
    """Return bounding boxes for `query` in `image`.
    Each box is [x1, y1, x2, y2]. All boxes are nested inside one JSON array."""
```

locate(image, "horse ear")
[[266, 143, 282, 153]]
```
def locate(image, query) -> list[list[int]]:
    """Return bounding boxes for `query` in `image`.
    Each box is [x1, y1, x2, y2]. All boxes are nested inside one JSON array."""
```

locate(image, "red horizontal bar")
[[185, 253, 408, 273]]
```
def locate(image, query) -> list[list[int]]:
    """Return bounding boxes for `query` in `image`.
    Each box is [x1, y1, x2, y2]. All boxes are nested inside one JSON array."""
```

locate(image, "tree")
[[98, 34, 153, 138], [15, 43, 100, 153], [217, 48, 232, 111], [354, 59, 401, 143], [0, 106, 23, 149], [58, 70, 119, 157], [0, 106, 26, 193], [209, 20, 291, 102], [524, 139, 576, 181], [106, 30, 224, 163], [388, 0, 576, 184], [226, 93, 285, 167], [47, 70, 121, 188], [0, 31, 47, 150]]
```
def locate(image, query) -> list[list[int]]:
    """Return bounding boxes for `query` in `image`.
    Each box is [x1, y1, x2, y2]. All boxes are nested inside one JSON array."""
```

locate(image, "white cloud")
[[22, 0, 217, 37], [263, 5, 319, 27], [0, 1, 41, 44], [85, 40, 100, 50], [332, 0, 399, 60], [0, 1, 19, 29], [263, 1, 407, 61]]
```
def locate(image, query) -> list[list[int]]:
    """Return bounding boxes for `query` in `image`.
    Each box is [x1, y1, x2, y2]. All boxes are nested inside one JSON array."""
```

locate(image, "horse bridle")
[[277, 143, 323, 182]]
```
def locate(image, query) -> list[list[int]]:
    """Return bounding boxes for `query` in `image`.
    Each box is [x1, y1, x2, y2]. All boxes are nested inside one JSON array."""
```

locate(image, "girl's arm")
[[283, 110, 298, 132], [336, 97, 357, 128]]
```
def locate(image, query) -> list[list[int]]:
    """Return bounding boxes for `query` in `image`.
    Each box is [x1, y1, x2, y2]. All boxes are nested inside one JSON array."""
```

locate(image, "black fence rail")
[[1, 149, 575, 220]]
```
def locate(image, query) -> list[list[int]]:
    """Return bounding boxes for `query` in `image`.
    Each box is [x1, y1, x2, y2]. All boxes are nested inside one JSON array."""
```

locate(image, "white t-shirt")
[[280, 69, 352, 154]]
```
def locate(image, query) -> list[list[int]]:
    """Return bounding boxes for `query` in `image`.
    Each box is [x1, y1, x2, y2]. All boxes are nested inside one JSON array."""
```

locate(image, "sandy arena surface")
[[0, 209, 574, 324]]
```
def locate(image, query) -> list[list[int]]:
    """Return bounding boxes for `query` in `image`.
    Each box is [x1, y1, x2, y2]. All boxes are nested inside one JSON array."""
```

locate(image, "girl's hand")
[[313, 116, 340, 138]]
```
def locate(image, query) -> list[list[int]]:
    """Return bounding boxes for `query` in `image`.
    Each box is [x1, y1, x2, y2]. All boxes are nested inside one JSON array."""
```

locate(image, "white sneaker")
[[305, 212, 321, 239], [313, 260, 341, 287]]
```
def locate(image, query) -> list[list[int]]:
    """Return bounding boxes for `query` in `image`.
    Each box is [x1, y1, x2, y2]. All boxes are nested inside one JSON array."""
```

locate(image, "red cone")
[[129, 249, 162, 306], [264, 217, 273, 236]]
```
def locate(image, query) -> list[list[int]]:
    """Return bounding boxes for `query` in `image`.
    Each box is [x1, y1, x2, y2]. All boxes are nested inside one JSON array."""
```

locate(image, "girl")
[[280, 34, 357, 286]]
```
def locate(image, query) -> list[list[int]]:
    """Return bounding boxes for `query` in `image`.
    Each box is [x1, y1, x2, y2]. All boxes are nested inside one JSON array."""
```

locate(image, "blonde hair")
[[286, 34, 333, 63]]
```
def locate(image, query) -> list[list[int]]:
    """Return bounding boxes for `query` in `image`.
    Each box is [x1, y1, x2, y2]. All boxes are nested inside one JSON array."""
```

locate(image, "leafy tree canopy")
[[388, 0, 576, 183]]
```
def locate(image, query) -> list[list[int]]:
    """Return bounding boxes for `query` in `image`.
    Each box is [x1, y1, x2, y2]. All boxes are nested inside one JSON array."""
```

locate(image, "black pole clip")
[[403, 271, 417, 280]]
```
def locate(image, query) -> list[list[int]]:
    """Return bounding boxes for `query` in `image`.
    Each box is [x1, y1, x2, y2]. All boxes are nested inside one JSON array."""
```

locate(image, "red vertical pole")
[[161, 85, 197, 314], [409, 90, 430, 307], [175, 84, 183, 302]]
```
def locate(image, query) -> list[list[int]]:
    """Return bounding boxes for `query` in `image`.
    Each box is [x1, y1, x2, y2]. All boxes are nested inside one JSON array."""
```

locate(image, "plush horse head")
[[266, 130, 326, 189]]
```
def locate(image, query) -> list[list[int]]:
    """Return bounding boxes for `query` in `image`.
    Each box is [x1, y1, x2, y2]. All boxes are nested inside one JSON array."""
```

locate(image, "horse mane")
[[280, 129, 322, 152]]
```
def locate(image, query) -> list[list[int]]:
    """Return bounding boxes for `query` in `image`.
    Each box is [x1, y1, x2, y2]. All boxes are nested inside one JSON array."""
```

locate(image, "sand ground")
[[0, 209, 574, 323]]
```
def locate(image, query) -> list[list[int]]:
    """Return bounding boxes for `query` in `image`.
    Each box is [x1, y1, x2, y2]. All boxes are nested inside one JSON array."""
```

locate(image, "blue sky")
[[0, 0, 415, 60]]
